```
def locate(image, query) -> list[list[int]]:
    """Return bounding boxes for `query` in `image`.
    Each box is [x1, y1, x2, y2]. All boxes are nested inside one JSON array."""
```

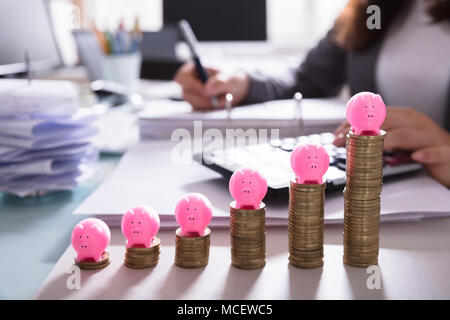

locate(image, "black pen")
[[178, 19, 219, 108]]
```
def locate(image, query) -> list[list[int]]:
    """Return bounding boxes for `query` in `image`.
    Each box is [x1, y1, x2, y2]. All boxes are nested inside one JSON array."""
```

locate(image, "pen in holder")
[[73, 22, 142, 93]]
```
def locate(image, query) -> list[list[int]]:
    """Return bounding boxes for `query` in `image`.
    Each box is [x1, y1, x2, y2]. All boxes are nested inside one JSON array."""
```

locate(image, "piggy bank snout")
[[366, 112, 375, 118], [187, 214, 197, 222], [309, 162, 319, 169], [79, 242, 89, 249], [131, 227, 141, 235], [242, 187, 252, 194]]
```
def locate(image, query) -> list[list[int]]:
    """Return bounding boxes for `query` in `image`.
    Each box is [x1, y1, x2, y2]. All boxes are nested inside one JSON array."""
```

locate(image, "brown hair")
[[333, 0, 450, 52]]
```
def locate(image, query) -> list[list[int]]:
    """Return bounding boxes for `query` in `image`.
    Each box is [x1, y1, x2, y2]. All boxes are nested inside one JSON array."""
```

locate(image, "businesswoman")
[[174, 0, 450, 186]]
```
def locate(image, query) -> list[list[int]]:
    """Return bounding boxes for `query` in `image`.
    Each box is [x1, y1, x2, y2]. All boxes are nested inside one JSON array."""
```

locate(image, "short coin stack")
[[343, 130, 386, 267], [230, 202, 266, 269], [124, 238, 161, 269], [175, 228, 211, 268], [75, 252, 110, 270], [288, 181, 325, 268]]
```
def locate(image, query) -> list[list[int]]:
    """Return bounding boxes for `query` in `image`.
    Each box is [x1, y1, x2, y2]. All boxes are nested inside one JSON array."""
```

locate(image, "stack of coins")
[[288, 181, 325, 268], [230, 202, 266, 270], [124, 238, 161, 269], [175, 228, 211, 268], [75, 252, 110, 270], [343, 130, 386, 267]]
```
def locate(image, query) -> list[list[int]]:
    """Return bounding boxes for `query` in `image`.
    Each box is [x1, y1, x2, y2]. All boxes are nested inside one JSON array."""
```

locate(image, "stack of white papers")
[[0, 79, 99, 197], [138, 98, 347, 139]]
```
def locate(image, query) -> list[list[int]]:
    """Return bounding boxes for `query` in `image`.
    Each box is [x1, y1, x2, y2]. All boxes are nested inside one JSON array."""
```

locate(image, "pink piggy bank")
[[229, 168, 268, 210], [71, 218, 111, 263], [346, 92, 386, 135], [290, 144, 330, 184], [121, 205, 160, 248], [175, 193, 213, 236]]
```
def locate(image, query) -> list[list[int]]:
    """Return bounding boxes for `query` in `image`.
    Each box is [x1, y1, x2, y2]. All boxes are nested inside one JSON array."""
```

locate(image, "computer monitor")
[[0, 0, 62, 76], [163, 0, 267, 41]]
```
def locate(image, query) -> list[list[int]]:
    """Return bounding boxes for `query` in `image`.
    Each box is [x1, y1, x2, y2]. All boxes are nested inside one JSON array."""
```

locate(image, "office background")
[[49, 0, 347, 67]]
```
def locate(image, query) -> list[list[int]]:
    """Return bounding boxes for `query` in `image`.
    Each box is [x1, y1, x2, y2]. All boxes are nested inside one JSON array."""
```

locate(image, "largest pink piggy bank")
[[175, 193, 213, 236], [290, 144, 329, 184], [71, 218, 111, 263], [121, 205, 160, 248], [229, 168, 268, 210], [346, 92, 386, 135]]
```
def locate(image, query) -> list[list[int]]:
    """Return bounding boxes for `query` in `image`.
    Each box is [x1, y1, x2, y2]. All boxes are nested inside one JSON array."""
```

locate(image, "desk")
[[35, 219, 450, 299], [0, 155, 121, 299]]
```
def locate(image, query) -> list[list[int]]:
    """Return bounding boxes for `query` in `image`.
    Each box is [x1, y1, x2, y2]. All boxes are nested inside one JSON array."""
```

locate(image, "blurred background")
[[0, 0, 348, 80]]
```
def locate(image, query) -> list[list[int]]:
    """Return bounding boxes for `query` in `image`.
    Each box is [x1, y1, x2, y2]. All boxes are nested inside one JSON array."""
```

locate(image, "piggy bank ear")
[[374, 94, 386, 123], [258, 174, 268, 199], [346, 95, 357, 126], [290, 145, 305, 173], [374, 94, 384, 106], [229, 169, 243, 200], [290, 147, 299, 173], [148, 207, 160, 225], [71, 223, 84, 242], [200, 194, 213, 211], [121, 210, 132, 234], [348, 94, 366, 122], [90, 224, 103, 235], [203, 201, 213, 223], [175, 197, 188, 216]]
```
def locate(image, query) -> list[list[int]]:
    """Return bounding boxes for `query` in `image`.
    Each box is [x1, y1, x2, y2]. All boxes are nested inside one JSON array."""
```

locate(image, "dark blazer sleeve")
[[243, 31, 347, 104]]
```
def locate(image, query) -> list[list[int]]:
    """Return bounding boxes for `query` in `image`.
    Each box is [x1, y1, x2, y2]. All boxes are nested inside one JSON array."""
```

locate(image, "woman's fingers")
[[174, 62, 206, 96], [381, 107, 428, 131], [411, 145, 450, 187], [182, 90, 213, 110], [334, 120, 350, 135], [411, 145, 450, 164], [384, 128, 433, 150], [205, 74, 230, 97], [333, 121, 350, 146]]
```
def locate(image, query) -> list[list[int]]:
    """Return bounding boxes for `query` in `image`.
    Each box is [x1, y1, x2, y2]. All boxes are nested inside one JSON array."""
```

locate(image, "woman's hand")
[[174, 62, 250, 110], [333, 107, 450, 187]]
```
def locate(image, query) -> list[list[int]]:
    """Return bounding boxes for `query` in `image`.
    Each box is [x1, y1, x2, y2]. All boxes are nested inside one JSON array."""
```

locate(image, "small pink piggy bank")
[[229, 168, 268, 210], [71, 218, 111, 263], [290, 144, 330, 184], [175, 193, 213, 236], [346, 92, 386, 135], [121, 205, 160, 248]]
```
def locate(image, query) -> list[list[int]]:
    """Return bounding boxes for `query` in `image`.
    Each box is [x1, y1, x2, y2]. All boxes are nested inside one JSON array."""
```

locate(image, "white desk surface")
[[35, 218, 450, 300]]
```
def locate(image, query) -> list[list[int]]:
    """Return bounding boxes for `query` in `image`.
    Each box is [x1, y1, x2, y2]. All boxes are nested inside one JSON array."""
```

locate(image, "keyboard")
[[196, 132, 423, 191]]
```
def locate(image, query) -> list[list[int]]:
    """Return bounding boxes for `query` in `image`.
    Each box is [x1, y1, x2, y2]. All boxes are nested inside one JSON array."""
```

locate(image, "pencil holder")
[[288, 181, 325, 269], [124, 238, 161, 269], [230, 201, 266, 270], [175, 228, 211, 268], [101, 52, 142, 89]]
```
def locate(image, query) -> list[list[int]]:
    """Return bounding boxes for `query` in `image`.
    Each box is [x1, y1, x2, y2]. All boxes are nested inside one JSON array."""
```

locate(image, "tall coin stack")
[[124, 238, 161, 269], [288, 181, 325, 268], [230, 202, 266, 269], [343, 130, 386, 267], [175, 228, 211, 268]]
